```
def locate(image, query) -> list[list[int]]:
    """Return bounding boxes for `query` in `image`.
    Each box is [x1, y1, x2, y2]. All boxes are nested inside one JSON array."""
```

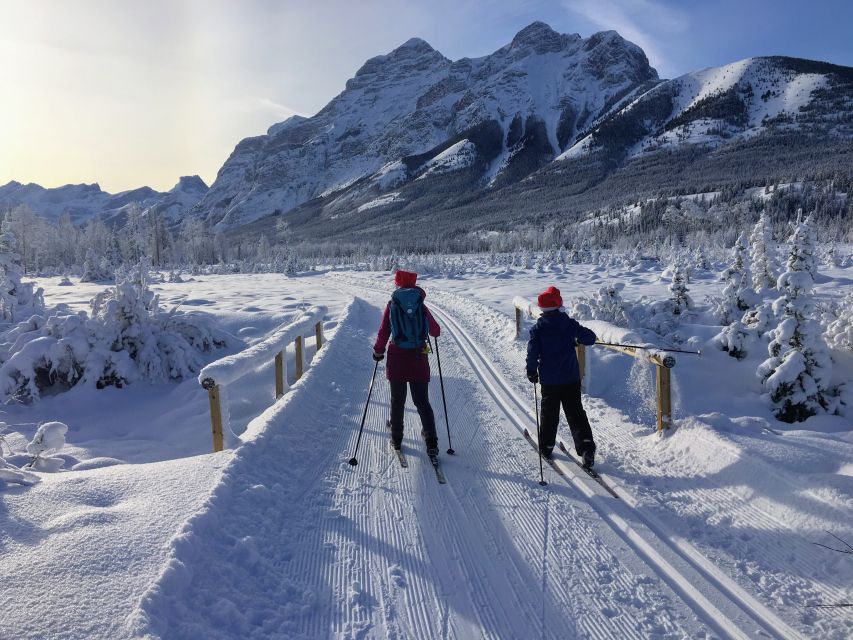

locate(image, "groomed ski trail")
[[332, 275, 807, 640], [129, 297, 715, 639]]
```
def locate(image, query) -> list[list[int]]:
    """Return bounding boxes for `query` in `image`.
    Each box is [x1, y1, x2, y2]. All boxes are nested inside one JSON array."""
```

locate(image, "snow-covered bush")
[[749, 212, 777, 291], [0, 422, 39, 487], [571, 283, 631, 327], [757, 218, 834, 422], [715, 320, 750, 359], [26, 421, 68, 472], [742, 302, 776, 336], [0, 271, 231, 402], [825, 293, 853, 351]]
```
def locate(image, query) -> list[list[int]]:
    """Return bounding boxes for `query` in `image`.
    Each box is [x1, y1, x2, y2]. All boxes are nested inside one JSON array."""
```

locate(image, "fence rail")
[[199, 306, 327, 451], [513, 297, 675, 434]]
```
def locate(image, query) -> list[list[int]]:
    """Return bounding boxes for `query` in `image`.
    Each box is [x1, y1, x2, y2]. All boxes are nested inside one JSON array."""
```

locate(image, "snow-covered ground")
[[0, 264, 851, 639]]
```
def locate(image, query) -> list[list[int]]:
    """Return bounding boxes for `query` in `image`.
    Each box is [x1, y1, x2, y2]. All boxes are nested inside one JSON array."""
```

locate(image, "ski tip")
[[348, 457, 358, 466], [447, 448, 455, 455]]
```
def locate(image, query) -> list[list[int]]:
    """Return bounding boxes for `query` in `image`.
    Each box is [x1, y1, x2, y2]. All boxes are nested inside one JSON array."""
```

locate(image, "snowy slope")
[[560, 56, 852, 161], [196, 22, 657, 229]]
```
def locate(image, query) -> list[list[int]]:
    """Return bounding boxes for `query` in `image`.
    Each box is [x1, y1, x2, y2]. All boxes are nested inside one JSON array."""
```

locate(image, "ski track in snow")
[[129, 294, 714, 640], [332, 274, 851, 640]]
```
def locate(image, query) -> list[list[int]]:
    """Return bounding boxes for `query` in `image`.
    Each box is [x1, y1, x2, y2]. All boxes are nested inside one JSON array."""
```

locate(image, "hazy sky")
[[2, 0, 851, 193]]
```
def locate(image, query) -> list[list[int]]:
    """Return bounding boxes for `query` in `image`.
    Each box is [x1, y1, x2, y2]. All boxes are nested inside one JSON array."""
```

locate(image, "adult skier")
[[525, 286, 598, 468], [373, 270, 442, 456]]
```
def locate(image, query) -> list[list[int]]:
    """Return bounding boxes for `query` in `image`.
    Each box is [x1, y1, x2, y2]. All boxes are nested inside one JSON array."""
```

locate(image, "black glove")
[[527, 372, 539, 384], [372, 350, 384, 362]]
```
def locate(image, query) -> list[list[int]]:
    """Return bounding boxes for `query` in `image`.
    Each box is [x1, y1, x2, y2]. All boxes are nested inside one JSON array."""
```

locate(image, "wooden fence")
[[198, 306, 327, 451], [513, 297, 675, 434]]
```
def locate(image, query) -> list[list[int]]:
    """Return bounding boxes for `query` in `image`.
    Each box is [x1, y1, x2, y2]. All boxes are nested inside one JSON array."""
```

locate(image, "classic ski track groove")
[[329, 275, 805, 640], [329, 289, 710, 638], [429, 300, 804, 640], [420, 283, 852, 631]]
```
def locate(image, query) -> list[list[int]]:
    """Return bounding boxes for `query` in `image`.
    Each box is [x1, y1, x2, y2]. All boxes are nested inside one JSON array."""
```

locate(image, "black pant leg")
[[561, 382, 595, 455], [539, 385, 561, 453], [389, 380, 407, 446], [409, 382, 437, 446]]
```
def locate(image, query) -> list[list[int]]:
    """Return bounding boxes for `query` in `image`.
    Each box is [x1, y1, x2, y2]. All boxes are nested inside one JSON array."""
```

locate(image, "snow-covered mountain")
[[253, 53, 850, 246], [0, 176, 208, 225], [6, 23, 850, 242], [198, 22, 658, 229], [560, 56, 853, 160]]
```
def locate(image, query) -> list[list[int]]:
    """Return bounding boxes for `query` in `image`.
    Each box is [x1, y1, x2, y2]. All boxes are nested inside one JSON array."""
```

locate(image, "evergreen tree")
[[668, 265, 694, 316], [718, 231, 754, 324], [749, 212, 777, 290], [0, 231, 45, 325], [757, 218, 833, 422]]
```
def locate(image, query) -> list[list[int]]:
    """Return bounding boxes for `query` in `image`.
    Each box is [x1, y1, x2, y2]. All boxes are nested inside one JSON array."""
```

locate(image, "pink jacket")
[[373, 287, 440, 383]]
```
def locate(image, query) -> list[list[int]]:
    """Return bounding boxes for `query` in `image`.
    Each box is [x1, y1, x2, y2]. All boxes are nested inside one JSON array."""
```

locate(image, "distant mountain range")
[[0, 175, 208, 226], [4, 22, 851, 244]]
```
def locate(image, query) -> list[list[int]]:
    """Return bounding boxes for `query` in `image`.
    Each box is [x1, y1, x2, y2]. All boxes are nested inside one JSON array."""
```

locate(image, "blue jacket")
[[526, 311, 597, 385]]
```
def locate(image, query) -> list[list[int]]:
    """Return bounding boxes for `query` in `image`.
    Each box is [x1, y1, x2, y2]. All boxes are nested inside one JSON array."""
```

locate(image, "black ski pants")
[[539, 382, 595, 456], [389, 380, 438, 447]]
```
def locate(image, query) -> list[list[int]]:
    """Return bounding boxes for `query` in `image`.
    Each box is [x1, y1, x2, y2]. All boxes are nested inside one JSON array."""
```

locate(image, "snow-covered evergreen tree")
[[749, 212, 777, 290], [757, 219, 834, 422], [717, 232, 755, 324], [0, 231, 45, 325], [668, 265, 694, 316], [800, 211, 819, 281]]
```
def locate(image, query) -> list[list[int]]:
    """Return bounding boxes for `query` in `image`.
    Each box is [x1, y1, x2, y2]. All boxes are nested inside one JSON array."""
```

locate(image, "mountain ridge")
[[4, 22, 851, 243]]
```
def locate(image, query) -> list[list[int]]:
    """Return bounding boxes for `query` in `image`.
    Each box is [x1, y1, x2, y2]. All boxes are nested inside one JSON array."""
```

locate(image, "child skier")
[[525, 286, 598, 468], [373, 270, 442, 456]]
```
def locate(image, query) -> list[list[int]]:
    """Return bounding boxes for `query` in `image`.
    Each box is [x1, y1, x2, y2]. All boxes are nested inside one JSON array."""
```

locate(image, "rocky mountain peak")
[[353, 36, 449, 81], [509, 21, 568, 54], [172, 175, 208, 194]]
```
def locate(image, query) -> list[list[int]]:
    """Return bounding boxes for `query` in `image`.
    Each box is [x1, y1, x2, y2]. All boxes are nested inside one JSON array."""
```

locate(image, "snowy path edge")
[[122, 296, 357, 638]]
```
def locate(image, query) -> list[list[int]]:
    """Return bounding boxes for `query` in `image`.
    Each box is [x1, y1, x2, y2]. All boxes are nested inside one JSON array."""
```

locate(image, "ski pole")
[[534, 382, 546, 486], [594, 342, 701, 356], [348, 359, 379, 467], [433, 336, 455, 454]]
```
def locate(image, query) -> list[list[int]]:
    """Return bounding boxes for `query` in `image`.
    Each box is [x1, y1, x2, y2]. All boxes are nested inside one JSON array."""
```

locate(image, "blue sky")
[[1, 0, 851, 192]]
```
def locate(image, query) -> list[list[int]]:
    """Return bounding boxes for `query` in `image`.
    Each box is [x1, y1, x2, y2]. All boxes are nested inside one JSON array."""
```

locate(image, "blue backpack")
[[389, 288, 428, 349]]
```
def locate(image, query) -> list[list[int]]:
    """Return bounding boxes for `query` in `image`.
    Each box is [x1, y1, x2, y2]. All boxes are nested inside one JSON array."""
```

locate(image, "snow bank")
[[198, 306, 326, 388], [127, 298, 360, 637]]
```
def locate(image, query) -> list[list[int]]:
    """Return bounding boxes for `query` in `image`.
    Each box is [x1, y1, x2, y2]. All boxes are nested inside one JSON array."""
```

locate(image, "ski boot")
[[388, 420, 401, 451]]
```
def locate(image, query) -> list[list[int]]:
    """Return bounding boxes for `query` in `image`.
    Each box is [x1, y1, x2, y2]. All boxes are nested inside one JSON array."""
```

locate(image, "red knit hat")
[[394, 270, 418, 288], [537, 286, 563, 310]]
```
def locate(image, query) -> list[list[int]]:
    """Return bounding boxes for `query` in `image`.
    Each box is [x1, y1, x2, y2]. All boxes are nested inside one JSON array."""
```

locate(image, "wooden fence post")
[[295, 335, 304, 380], [515, 307, 522, 338], [576, 344, 586, 386], [206, 383, 224, 452], [656, 365, 672, 434], [275, 351, 285, 399], [315, 321, 323, 351]]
